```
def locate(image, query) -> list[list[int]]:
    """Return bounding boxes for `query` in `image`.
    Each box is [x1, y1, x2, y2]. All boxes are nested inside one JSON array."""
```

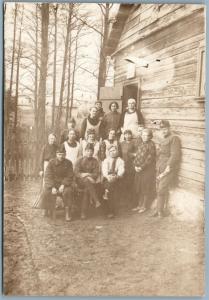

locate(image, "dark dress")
[[133, 140, 156, 206], [39, 143, 58, 171], [120, 139, 137, 205], [103, 111, 121, 138], [157, 134, 181, 195]]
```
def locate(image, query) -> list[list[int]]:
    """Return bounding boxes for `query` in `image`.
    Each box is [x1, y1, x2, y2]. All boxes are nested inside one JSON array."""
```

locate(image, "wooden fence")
[[4, 126, 41, 181]]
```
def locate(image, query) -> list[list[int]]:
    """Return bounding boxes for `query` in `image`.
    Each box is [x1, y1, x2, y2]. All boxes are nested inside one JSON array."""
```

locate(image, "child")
[[102, 145, 125, 218], [100, 128, 121, 161], [80, 128, 101, 160], [133, 128, 156, 213], [74, 143, 100, 220]]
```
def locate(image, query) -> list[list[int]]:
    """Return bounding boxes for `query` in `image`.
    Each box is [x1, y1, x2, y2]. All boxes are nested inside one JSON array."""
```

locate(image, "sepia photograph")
[[3, 2, 205, 296]]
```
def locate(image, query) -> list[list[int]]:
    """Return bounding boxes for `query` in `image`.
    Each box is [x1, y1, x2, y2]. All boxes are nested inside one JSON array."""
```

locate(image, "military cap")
[[159, 120, 170, 128]]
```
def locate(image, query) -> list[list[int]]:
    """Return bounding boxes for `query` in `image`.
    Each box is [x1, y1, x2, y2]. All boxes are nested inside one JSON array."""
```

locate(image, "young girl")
[[80, 128, 101, 160], [133, 128, 156, 213], [102, 145, 125, 218], [100, 128, 121, 161]]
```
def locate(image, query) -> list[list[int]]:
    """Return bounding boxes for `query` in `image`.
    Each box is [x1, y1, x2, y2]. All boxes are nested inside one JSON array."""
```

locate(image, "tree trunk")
[[34, 4, 39, 142], [37, 4, 49, 152], [65, 28, 72, 126], [51, 4, 58, 130], [97, 4, 110, 99], [5, 4, 18, 153], [55, 4, 73, 134], [69, 29, 79, 118], [14, 6, 24, 133]]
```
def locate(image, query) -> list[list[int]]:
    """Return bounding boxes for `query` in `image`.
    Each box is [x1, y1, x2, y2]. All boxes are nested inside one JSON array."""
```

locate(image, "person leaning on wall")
[[152, 120, 181, 218]]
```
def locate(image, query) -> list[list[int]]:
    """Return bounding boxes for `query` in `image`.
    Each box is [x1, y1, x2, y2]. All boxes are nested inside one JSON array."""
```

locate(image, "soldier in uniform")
[[153, 120, 181, 217], [41, 146, 74, 221]]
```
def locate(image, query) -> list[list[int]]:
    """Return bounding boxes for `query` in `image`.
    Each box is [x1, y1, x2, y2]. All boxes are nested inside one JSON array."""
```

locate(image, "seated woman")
[[61, 128, 80, 169], [74, 143, 100, 220], [100, 128, 121, 161], [102, 145, 125, 218], [133, 128, 156, 213]]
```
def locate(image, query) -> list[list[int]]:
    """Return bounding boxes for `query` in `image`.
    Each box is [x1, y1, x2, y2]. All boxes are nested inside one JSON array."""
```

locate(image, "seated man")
[[74, 143, 100, 220], [102, 145, 125, 218], [41, 146, 74, 222]]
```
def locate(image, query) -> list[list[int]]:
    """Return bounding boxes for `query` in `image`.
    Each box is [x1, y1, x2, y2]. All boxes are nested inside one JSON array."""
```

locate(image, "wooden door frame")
[[123, 78, 141, 109]]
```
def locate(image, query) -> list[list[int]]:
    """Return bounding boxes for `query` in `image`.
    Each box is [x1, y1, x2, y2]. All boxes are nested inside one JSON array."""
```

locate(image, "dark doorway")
[[122, 83, 138, 111]]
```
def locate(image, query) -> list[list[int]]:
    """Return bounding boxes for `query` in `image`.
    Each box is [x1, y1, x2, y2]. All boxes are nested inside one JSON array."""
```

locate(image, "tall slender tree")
[[37, 4, 49, 151], [51, 4, 58, 130], [55, 3, 73, 134], [34, 4, 39, 141], [5, 4, 18, 153], [14, 6, 24, 132], [69, 27, 80, 118]]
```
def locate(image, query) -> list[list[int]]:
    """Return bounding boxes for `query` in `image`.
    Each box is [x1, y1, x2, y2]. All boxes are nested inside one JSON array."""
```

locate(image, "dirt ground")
[[3, 180, 204, 296]]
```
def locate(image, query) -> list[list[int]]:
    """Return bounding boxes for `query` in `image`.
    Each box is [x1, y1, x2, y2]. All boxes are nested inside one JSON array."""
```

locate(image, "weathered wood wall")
[[113, 4, 205, 197]]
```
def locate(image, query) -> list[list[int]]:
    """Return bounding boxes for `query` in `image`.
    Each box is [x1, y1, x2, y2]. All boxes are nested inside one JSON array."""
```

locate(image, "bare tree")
[[5, 3, 18, 154], [75, 3, 113, 98], [97, 3, 113, 98], [14, 5, 24, 132], [55, 3, 73, 134], [51, 4, 58, 130], [69, 27, 81, 118], [37, 4, 49, 151], [34, 4, 39, 141]]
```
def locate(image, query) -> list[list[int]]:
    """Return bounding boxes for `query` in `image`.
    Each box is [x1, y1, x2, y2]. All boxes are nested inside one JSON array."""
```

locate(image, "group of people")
[[39, 98, 181, 222]]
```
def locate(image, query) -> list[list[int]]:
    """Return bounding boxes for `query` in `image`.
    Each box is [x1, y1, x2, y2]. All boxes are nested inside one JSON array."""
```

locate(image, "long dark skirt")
[[133, 165, 156, 208]]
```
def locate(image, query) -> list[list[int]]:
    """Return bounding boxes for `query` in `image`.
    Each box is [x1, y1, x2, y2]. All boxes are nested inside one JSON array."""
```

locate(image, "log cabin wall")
[[111, 4, 205, 198]]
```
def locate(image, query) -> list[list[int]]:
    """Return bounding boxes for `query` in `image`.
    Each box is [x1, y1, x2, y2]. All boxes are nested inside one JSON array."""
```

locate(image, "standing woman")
[[80, 106, 104, 140], [39, 133, 58, 177], [120, 98, 144, 140], [33, 133, 58, 209], [120, 130, 137, 205], [103, 101, 121, 139], [133, 128, 156, 212], [62, 129, 80, 170]]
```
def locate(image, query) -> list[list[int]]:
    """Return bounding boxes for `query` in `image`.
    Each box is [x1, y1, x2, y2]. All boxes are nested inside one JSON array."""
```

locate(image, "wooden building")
[[101, 4, 205, 219]]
